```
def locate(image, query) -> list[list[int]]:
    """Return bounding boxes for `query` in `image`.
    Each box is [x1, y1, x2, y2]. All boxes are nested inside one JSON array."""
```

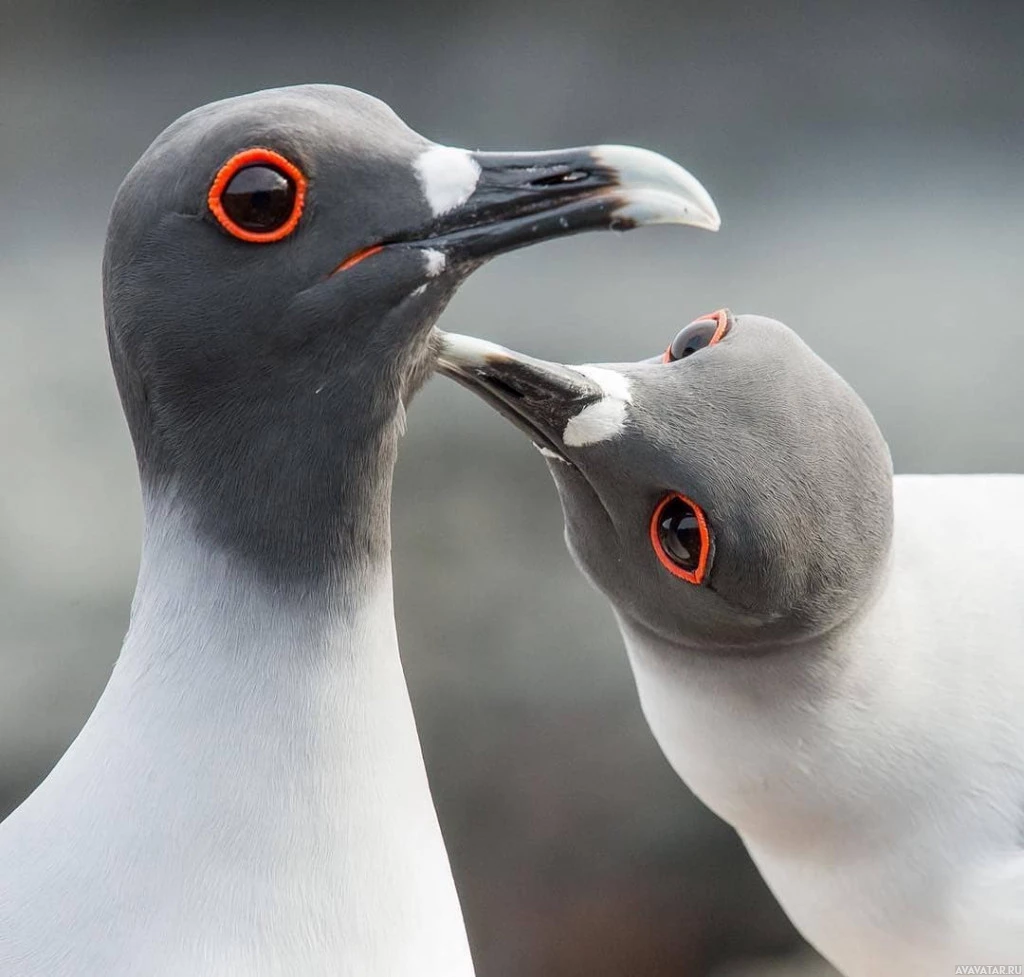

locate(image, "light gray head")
[[102, 84, 719, 591], [438, 311, 894, 648]]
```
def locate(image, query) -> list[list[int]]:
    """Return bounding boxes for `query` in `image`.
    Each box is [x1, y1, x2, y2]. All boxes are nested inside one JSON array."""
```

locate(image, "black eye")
[[664, 309, 730, 362], [221, 165, 296, 232], [650, 493, 712, 584], [657, 500, 702, 569], [209, 149, 307, 243]]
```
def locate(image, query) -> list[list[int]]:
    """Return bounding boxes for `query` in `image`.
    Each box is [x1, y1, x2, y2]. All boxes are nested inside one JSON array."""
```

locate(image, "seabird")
[[0, 85, 719, 976], [436, 311, 1024, 975]]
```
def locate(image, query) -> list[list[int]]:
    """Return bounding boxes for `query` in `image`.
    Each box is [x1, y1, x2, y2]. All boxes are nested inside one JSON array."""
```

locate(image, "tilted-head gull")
[[436, 311, 1024, 975], [0, 85, 719, 976]]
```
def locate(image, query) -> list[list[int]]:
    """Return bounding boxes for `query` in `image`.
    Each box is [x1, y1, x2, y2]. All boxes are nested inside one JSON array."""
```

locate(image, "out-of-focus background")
[[2, 1, 1022, 973]]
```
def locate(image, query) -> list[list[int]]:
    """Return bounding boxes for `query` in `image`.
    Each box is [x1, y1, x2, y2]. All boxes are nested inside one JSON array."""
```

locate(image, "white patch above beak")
[[562, 365, 632, 448], [414, 146, 481, 217], [570, 364, 633, 402]]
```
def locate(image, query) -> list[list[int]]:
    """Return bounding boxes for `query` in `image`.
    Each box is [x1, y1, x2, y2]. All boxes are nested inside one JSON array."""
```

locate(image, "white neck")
[[0, 491, 474, 977], [616, 477, 1024, 972]]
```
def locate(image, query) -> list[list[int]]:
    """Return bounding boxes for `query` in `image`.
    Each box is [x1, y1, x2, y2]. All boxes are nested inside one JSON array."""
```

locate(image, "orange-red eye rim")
[[649, 492, 712, 585], [661, 308, 731, 364], [208, 148, 307, 244]]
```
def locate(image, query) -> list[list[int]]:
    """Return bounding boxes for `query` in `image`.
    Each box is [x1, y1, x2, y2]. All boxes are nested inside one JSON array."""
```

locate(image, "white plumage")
[[626, 475, 1024, 973]]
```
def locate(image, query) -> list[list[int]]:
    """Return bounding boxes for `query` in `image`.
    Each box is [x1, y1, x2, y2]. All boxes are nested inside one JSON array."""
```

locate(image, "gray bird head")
[[437, 311, 894, 648], [102, 84, 719, 586]]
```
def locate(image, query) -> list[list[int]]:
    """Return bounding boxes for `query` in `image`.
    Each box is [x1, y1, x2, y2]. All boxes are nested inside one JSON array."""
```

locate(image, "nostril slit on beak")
[[529, 169, 590, 188]]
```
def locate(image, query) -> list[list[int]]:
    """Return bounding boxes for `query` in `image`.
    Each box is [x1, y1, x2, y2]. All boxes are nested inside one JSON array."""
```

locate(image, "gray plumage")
[[548, 314, 892, 646]]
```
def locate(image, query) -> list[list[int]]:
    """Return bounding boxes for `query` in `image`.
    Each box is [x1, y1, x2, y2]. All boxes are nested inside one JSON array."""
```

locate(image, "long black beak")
[[335, 144, 719, 274], [434, 331, 609, 462], [410, 144, 719, 264]]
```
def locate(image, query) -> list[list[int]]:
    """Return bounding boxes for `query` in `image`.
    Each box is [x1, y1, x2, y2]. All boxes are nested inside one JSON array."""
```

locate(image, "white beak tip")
[[594, 144, 721, 232]]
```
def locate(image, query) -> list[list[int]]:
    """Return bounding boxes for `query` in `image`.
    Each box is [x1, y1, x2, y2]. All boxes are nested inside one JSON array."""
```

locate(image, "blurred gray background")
[[2, 1, 1022, 974]]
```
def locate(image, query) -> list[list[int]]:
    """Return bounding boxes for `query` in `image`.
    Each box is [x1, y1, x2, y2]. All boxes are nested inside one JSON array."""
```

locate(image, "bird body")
[[0, 85, 719, 975], [625, 473, 1024, 973], [437, 315, 1024, 974]]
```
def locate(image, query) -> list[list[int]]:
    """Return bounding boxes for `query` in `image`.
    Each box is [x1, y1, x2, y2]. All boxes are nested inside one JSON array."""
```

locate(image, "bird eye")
[[650, 493, 712, 584], [663, 308, 730, 363], [208, 148, 307, 243]]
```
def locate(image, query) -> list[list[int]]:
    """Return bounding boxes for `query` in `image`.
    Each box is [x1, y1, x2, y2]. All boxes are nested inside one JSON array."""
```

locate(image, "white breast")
[[0, 500, 474, 977]]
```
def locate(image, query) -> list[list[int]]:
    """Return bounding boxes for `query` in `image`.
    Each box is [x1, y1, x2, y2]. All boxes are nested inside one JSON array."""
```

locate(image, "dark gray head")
[[102, 84, 719, 588], [438, 311, 893, 648]]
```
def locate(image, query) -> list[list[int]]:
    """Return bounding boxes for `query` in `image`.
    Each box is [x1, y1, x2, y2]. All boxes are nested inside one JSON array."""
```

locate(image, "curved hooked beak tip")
[[589, 144, 721, 232], [433, 331, 602, 463]]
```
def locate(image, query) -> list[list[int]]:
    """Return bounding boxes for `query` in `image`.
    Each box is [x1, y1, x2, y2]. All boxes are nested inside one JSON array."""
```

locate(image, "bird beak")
[[433, 331, 605, 463], [421, 144, 720, 263], [335, 144, 721, 273]]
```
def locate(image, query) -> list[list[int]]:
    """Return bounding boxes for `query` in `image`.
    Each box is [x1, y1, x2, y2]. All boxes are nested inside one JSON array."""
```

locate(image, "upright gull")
[[0, 85, 719, 976], [437, 310, 1024, 975]]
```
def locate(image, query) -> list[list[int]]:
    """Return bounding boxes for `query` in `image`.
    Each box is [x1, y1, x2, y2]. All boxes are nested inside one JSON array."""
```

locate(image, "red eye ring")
[[208, 148, 307, 243], [661, 308, 730, 364], [649, 492, 712, 584]]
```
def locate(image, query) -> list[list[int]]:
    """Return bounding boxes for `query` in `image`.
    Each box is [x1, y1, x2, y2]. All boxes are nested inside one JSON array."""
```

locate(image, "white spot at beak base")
[[563, 399, 629, 447], [535, 444, 570, 463], [570, 364, 633, 403], [561, 365, 632, 447], [414, 146, 481, 217], [422, 249, 447, 277]]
